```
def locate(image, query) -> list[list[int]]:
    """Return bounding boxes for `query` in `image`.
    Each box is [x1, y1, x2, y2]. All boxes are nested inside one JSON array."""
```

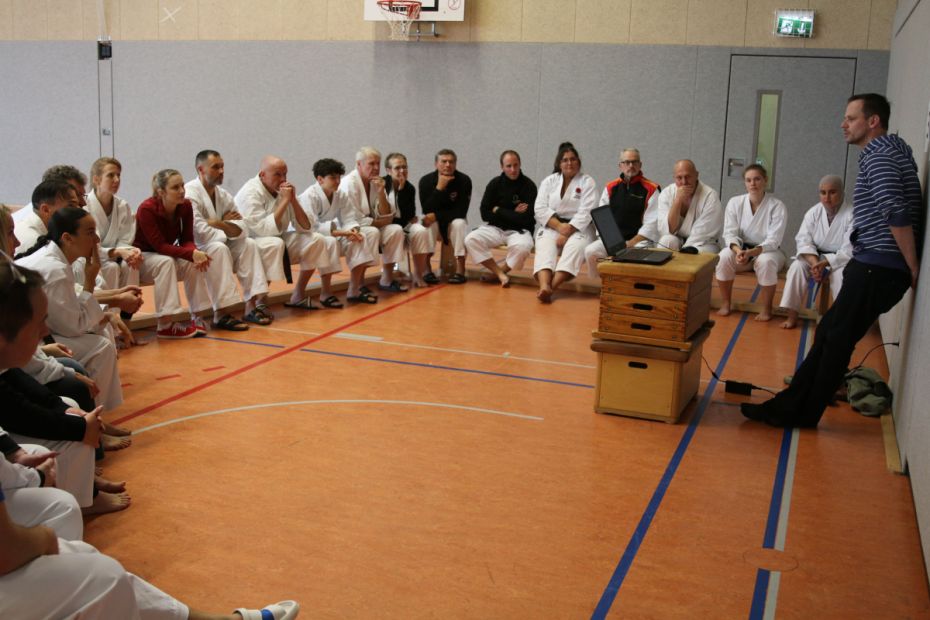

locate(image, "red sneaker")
[[156, 322, 198, 340]]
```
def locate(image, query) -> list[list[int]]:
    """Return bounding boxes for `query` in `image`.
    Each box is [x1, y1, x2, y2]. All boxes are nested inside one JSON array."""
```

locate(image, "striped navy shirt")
[[851, 134, 922, 272]]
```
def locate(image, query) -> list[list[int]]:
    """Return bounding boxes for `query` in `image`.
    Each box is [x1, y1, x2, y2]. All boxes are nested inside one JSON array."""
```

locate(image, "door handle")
[[727, 158, 745, 177]]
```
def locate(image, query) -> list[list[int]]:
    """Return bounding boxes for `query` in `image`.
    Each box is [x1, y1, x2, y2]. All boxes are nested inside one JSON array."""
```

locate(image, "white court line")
[[762, 317, 812, 620], [262, 326, 595, 369], [133, 399, 543, 434]]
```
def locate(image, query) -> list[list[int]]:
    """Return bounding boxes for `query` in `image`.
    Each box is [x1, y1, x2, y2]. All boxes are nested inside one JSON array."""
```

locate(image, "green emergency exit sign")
[[774, 9, 815, 38]]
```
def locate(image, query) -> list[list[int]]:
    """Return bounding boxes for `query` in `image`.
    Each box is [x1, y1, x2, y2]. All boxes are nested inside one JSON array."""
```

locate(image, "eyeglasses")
[[0, 250, 26, 284], [620, 160, 641, 166]]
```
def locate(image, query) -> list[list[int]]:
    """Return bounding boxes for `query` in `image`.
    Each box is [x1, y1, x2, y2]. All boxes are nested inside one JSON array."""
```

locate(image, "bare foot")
[[716, 305, 731, 317], [755, 312, 773, 322], [499, 273, 511, 288], [781, 318, 797, 329], [102, 433, 132, 451], [102, 421, 132, 436], [537, 287, 553, 304], [95, 476, 127, 493], [82, 491, 131, 515], [95, 466, 103, 476]]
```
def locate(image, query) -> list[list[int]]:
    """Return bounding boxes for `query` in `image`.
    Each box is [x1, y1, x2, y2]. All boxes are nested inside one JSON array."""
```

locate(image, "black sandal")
[[321, 295, 344, 309], [448, 273, 467, 284], [213, 314, 250, 331], [346, 291, 378, 304]]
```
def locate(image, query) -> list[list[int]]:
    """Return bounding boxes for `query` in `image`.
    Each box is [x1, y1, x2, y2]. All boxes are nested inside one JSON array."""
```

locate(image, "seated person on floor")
[[584, 147, 660, 276], [640, 159, 722, 254], [383, 152, 433, 288], [187, 150, 278, 326], [341, 147, 407, 299], [0, 261, 128, 516], [465, 149, 537, 288], [236, 155, 339, 312], [715, 164, 787, 322], [779, 174, 853, 329], [418, 149, 472, 284], [533, 142, 597, 303]]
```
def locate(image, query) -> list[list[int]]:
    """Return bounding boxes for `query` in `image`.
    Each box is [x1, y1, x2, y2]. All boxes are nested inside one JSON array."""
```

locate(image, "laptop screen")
[[590, 205, 625, 256]]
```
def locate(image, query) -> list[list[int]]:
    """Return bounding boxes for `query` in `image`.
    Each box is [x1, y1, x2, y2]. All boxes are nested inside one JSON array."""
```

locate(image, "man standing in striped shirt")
[[743, 93, 921, 428]]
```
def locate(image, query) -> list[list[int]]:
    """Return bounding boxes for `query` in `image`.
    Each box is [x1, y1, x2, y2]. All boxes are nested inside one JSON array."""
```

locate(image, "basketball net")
[[377, 0, 422, 41]]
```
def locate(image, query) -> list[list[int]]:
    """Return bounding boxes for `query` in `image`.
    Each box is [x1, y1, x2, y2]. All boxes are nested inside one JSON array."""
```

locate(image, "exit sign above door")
[[774, 9, 815, 38]]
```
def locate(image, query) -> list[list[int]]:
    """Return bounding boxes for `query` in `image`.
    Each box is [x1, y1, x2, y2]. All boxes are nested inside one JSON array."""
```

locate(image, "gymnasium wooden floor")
[[83, 265, 930, 619]]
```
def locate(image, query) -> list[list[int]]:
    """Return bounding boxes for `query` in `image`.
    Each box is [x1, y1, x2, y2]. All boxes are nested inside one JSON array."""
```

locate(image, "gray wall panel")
[[0, 42, 100, 205]]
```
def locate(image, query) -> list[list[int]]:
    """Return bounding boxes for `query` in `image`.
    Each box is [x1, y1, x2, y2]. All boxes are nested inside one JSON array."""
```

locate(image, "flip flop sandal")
[[448, 273, 467, 284], [213, 315, 250, 331], [284, 298, 317, 310], [253, 303, 274, 320], [320, 295, 344, 308], [423, 272, 440, 285], [360, 285, 373, 295], [378, 281, 409, 292], [347, 291, 378, 304], [243, 309, 272, 325]]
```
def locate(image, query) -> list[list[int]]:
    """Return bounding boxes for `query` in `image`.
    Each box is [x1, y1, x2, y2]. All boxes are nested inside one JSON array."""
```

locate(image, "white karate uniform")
[[779, 201, 853, 311], [340, 169, 405, 266], [385, 187, 434, 255], [297, 183, 363, 271], [85, 189, 140, 289], [533, 172, 597, 276], [0, 438, 83, 540], [186, 178, 279, 303], [584, 182, 660, 275], [639, 181, 722, 253], [235, 175, 336, 276], [15, 244, 123, 410], [12, 209, 47, 255], [716, 193, 788, 286]]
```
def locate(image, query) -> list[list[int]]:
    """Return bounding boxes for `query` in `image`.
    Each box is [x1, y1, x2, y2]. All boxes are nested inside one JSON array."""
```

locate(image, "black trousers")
[[768, 259, 910, 427]]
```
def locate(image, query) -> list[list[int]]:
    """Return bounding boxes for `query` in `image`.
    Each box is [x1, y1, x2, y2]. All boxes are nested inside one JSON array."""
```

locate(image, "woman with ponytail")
[[15, 207, 124, 412], [133, 169, 247, 338]]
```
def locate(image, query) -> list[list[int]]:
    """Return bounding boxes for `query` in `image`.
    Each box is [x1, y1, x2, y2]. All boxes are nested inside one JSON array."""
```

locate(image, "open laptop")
[[590, 205, 672, 266]]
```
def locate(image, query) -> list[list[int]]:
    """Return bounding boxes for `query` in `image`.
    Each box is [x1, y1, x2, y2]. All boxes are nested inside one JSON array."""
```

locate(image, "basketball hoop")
[[377, 0, 421, 41]]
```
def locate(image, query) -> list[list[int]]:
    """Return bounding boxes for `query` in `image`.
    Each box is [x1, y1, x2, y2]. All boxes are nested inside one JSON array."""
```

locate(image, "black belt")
[[555, 216, 571, 224]]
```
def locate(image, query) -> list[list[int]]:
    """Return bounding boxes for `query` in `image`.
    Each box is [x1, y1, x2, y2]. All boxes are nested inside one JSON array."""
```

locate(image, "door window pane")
[[753, 91, 781, 190]]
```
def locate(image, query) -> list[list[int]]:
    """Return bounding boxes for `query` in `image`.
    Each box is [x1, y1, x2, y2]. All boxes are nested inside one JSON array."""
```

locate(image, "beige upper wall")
[[0, 0, 895, 50]]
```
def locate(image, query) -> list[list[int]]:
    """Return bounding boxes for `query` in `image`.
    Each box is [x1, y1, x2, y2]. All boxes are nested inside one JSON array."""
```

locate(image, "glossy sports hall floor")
[[84, 261, 930, 619]]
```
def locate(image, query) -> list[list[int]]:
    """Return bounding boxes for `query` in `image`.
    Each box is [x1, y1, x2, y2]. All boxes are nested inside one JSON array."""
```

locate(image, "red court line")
[[112, 285, 444, 425], [156, 374, 182, 381], [202, 366, 226, 372]]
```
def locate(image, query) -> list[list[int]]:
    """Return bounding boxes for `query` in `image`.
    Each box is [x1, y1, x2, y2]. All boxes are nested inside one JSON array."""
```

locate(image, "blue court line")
[[747, 305, 813, 618], [591, 286, 761, 619], [300, 348, 595, 389], [203, 335, 594, 388]]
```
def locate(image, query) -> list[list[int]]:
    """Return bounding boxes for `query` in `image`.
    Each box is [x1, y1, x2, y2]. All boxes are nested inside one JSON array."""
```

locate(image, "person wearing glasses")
[[583, 148, 661, 276], [464, 150, 537, 288], [383, 153, 433, 288], [640, 159, 722, 254], [533, 142, 598, 303]]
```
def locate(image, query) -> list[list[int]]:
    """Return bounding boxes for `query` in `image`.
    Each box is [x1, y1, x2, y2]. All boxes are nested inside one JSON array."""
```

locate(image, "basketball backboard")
[[364, 0, 465, 22]]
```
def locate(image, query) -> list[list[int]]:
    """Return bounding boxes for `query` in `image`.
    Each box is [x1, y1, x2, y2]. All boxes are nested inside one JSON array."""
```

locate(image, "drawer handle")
[[632, 303, 654, 311], [628, 361, 648, 369], [631, 323, 652, 331], [633, 282, 655, 291]]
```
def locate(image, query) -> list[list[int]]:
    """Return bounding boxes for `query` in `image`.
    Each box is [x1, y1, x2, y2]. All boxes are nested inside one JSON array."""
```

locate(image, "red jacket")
[[133, 196, 197, 261]]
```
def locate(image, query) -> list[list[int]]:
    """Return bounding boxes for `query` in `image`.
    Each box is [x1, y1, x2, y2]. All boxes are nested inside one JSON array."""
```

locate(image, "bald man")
[[639, 159, 722, 253], [779, 175, 854, 329], [234, 156, 339, 310]]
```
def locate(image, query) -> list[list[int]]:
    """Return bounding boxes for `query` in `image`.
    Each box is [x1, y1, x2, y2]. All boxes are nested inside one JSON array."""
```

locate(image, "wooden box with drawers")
[[591, 325, 711, 423], [596, 253, 718, 347]]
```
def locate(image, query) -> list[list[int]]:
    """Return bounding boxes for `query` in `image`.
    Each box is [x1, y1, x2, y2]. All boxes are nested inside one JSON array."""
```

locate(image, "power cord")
[[702, 355, 777, 396], [850, 341, 900, 370]]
